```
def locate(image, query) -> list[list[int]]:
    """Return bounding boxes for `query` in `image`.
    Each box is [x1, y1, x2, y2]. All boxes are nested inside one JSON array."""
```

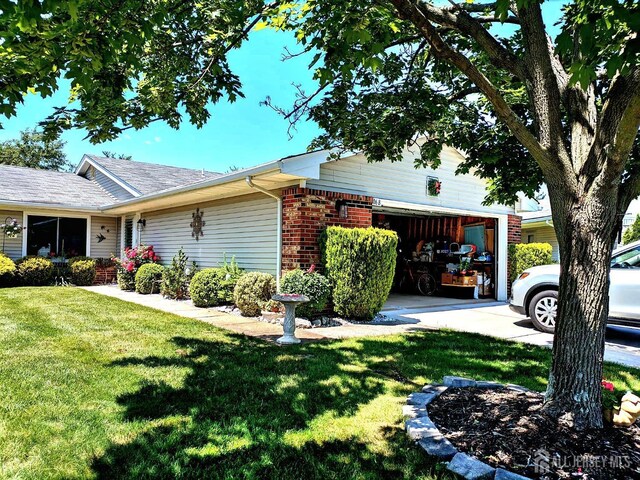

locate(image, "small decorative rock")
[[447, 452, 496, 480], [406, 392, 437, 406], [402, 404, 427, 419], [418, 436, 458, 460], [405, 416, 440, 440], [443, 376, 477, 387], [495, 468, 531, 480]]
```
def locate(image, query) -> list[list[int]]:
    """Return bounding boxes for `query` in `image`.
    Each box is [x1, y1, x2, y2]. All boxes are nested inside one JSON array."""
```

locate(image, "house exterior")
[[519, 195, 640, 263], [0, 146, 521, 301]]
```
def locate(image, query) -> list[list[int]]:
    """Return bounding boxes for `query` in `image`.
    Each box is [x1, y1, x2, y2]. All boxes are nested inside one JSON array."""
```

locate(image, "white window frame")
[[22, 211, 91, 257]]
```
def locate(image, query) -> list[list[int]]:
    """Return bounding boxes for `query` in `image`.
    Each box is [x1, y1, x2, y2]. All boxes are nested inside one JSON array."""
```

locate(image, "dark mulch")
[[428, 387, 640, 479]]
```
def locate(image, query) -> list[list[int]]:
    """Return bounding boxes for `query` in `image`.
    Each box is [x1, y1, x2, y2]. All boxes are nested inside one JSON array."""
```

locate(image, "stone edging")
[[404, 376, 532, 480]]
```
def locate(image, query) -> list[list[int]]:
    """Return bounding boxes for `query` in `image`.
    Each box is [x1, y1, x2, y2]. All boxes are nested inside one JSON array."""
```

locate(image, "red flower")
[[601, 380, 614, 392], [126, 262, 135, 272]]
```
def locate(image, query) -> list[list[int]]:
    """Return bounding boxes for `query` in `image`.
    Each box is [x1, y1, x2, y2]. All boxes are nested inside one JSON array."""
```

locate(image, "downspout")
[[246, 176, 282, 291]]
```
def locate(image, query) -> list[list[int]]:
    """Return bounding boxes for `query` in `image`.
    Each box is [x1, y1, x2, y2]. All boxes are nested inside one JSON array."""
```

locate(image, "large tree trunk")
[[542, 178, 620, 430]]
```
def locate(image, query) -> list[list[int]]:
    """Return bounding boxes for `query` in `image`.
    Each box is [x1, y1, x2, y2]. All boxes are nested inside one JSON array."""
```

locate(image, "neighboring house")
[[519, 195, 640, 264], [520, 211, 560, 262], [0, 147, 521, 301]]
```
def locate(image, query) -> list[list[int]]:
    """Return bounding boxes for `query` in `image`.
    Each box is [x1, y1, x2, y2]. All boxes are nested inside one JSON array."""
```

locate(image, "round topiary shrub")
[[17, 256, 54, 286], [69, 258, 97, 286], [190, 268, 228, 307], [0, 254, 17, 287], [135, 263, 165, 294], [324, 226, 398, 320], [233, 271, 276, 316], [280, 268, 331, 318]]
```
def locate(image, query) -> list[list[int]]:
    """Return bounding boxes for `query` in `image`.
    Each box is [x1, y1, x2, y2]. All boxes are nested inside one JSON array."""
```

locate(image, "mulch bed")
[[428, 387, 640, 479]]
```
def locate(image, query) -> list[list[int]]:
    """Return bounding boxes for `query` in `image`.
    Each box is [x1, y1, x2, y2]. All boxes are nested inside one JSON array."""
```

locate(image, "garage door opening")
[[374, 211, 499, 307]]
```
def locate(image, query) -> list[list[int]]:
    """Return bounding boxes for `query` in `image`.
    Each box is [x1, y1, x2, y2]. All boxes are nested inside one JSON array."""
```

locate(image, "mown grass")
[[0, 287, 638, 479]]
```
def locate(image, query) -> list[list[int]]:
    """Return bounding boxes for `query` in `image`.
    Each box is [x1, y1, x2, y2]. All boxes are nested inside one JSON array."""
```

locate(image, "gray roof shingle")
[[85, 155, 222, 195], [0, 164, 117, 208]]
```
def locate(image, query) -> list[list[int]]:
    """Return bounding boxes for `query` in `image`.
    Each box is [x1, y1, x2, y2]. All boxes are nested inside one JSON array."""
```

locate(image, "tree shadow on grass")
[[93, 330, 550, 479]]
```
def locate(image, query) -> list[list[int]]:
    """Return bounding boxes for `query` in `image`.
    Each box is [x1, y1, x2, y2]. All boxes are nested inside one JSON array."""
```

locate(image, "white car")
[[509, 240, 640, 332]]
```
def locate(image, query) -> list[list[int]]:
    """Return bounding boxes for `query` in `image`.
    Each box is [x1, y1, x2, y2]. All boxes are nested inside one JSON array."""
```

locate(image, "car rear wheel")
[[528, 290, 558, 333]]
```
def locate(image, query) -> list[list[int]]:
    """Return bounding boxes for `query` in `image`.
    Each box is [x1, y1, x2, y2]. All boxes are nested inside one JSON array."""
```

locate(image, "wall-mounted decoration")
[[96, 233, 106, 243], [427, 176, 442, 197], [191, 208, 206, 241]]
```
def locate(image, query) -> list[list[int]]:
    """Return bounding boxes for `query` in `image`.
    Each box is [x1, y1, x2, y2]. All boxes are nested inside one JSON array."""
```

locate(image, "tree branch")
[[389, 0, 557, 175], [516, 1, 570, 165], [414, 0, 528, 81]]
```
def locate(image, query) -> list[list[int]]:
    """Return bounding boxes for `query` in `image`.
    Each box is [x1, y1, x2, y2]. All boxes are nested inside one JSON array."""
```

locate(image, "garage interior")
[[373, 211, 498, 304]]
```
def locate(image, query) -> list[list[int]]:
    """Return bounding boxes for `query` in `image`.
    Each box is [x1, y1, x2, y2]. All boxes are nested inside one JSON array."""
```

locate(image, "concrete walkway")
[[83, 285, 640, 368]]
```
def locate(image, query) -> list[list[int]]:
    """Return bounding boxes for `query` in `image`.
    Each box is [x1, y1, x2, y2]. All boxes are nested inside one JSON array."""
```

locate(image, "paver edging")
[[403, 376, 533, 480]]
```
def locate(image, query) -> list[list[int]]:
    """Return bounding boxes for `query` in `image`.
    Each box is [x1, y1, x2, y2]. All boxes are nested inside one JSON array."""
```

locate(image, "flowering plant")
[[112, 245, 160, 274], [601, 379, 627, 410], [1, 218, 23, 238]]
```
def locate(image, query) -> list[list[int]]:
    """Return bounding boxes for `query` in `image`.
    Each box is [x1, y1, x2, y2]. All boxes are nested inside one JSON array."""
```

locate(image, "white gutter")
[[246, 176, 282, 291]]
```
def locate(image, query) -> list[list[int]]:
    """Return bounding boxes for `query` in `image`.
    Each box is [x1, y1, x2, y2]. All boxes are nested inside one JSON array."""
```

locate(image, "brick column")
[[281, 187, 373, 272], [506, 214, 522, 296]]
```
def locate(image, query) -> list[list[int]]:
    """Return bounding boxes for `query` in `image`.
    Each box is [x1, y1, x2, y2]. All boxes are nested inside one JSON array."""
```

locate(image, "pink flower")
[[126, 262, 135, 272], [307, 264, 316, 274], [601, 380, 614, 392]]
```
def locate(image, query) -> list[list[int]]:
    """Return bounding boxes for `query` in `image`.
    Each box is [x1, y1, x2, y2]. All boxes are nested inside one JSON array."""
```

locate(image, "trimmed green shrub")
[[117, 270, 136, 291], [161, 248, 197, 299], [17, 256, 54, 286], [218, 255, 244, 303], [135, 263, 165, 294], [70, 259, 96, 286], [190, 268, 228, 307], [233, 272, 276, 316], [67, 256, 93, 266], [0, 254, 17, 287], [324, 226, 398, 320], [280, 268, 331, 318], [508, 242, 553, 282]]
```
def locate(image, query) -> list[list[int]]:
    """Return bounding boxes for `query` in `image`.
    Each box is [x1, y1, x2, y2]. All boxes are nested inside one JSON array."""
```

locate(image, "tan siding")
[[522, 225, 560, 261], [140, 194, 278, 274], [307, 147, 514, 215], [0, 209, 23, 259], [87, 166, 134, 200], [90, 216, 119, 259]]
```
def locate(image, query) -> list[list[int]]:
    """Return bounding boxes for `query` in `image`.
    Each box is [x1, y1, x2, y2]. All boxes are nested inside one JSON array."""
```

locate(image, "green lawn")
[[0, 288, 638, 480]]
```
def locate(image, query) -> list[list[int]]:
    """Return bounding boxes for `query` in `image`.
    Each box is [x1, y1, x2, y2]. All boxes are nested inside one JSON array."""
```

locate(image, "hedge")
[[233, 272, 276, 316], [190, 268, 228, 307], [17, 256, 54, 286], [70, 259, 97, 286], [324, 226, 398, 320], [280, 269, 331, 318], [508, 242, 553, 282], [135, 263, 165, 294], [0, 254, 16, 287]]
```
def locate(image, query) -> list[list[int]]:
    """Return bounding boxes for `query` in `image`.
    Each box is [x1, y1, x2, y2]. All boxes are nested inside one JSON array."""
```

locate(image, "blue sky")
[[0, 29, 322, 172], [0, 2, 565, 172]]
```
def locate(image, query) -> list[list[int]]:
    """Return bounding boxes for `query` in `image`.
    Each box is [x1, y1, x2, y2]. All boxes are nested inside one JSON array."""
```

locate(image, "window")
[[26, 216, 87, 257], [527, 234, 535, 243], [124, 218, 133, 249], [611, 246, 640, 269]]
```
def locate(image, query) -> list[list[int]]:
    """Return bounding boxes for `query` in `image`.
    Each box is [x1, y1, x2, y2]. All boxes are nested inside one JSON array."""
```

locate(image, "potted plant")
[[260, 299, 284, 322], [602, 380, 640, 426]]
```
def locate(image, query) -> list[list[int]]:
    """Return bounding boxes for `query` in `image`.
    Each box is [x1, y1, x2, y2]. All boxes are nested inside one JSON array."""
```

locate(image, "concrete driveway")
[[382, 301, 640, 368]]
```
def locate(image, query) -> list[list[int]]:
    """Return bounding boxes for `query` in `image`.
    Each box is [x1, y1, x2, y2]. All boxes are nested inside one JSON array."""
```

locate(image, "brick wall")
[[506, 214, 522, 296], [94, 265, 117, 285], [281, 187, 373, 272]]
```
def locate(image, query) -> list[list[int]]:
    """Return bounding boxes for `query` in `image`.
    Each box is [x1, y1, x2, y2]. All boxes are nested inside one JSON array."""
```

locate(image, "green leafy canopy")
[[0, 0, 638, 205]]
